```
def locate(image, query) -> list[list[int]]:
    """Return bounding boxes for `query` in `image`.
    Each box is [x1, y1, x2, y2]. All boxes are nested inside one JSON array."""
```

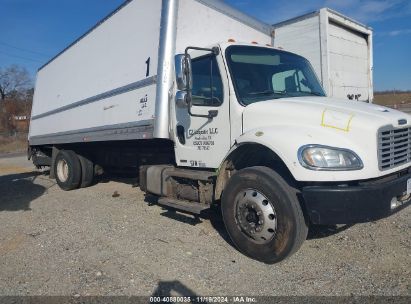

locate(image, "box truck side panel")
[[328, 21, 370, 101], [176, 0, 272, 53], [272, 16, 323, 85], [29, 0, 161, 144]]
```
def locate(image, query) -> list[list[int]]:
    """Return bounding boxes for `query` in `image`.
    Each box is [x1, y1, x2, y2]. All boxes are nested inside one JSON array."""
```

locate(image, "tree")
[[0, 65, 33, 134], [0, 65, 32, 101]]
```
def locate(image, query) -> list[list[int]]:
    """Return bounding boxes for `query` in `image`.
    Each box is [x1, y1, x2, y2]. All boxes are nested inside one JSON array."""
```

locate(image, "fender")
[[217, 124, 385, 185]]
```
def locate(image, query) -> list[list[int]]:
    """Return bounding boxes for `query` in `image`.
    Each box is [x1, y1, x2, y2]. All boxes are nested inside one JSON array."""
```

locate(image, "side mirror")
[[175, 91, 188, 108], [175, 54, 192, 91], [175, 46, 219, 119]]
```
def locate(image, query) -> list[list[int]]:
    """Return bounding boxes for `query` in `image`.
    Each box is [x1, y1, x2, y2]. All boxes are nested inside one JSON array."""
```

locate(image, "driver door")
[[172, 49, 231, 169]]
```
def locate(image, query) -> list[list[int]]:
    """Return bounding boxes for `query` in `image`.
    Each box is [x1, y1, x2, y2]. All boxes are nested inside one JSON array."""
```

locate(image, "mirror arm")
[[185, 46, 220, 57], [186, 93, 218, 119], [188, 107, 219, 119]]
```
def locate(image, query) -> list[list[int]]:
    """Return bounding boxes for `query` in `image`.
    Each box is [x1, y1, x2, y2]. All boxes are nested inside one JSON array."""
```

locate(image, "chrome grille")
[[378, 126, 411, 170]]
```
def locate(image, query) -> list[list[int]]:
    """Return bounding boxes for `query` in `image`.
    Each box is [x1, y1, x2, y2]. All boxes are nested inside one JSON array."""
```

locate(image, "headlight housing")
[[298, 145, 363, 171]]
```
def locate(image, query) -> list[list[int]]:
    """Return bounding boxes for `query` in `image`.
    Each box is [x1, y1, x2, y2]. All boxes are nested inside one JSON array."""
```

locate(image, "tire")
[[54, 150, 82, 191], [78, 154, 94, 188], [221, 166, 308, 264]]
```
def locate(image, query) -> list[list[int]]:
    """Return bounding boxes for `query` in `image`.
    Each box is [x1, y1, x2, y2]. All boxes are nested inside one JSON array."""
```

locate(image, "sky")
[[1, 0, 410, 91]]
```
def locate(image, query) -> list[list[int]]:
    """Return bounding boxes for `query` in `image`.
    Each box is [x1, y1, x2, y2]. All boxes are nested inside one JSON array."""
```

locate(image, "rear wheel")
[[221, 166, 308, 264], [78, 154, 95, 188], [54, 150, 82, 191]]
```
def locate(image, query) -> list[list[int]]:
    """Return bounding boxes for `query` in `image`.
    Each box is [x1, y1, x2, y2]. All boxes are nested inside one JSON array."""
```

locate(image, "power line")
[[0, 41, 51, 58], [0, 50, 44, 63]]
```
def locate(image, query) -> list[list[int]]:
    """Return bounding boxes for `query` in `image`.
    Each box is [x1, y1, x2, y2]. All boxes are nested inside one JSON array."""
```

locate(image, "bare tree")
[[0, 66, 33, 134], [0, 65, 32, 101]]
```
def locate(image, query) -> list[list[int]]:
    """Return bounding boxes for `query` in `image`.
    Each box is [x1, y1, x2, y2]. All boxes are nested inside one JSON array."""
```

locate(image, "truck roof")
[[272, 7, 372, 31]]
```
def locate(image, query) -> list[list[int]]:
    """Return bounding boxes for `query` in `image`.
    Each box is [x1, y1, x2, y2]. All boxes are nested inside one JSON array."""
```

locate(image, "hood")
[[242, 96, 411, 133]]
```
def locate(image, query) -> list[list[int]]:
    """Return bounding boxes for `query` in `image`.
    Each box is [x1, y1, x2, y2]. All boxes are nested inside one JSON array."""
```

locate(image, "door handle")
[[176, 125, 186, 145]]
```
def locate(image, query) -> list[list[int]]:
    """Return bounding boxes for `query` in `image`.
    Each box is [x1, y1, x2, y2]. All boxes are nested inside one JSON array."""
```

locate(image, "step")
[[157, 197, 210, 215]]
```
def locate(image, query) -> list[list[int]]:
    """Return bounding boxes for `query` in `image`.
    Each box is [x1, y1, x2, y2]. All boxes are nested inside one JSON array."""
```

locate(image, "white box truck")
[[272, 8, 373, 102], [29, 0, 411, 263]]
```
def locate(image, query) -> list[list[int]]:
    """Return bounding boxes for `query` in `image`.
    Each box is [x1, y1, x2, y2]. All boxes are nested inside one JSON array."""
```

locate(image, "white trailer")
[[29, 0, 411, 264], [30, 0, 271, 145], [272, 8, 373, 102]]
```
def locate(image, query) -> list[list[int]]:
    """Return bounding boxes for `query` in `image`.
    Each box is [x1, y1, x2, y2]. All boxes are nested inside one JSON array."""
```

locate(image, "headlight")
[[298, 145, 363, 171]]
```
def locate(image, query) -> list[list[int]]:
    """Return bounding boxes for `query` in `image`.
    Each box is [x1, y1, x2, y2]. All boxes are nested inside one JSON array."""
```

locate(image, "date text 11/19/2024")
[[149, 296, 258, 303]]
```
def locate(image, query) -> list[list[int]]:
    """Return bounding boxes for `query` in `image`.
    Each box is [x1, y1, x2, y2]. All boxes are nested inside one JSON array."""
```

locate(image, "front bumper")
[[302, 170, 411, 225]]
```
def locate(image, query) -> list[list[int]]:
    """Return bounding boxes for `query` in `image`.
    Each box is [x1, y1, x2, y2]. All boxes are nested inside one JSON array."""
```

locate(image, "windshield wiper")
[[301, 91, 324, 96], [247, 90, 286, 96]]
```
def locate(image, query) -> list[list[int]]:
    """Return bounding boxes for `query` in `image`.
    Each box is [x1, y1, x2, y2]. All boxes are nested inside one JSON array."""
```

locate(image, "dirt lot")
[[374, 92, 411, 106], [0, 154, 410, 297]]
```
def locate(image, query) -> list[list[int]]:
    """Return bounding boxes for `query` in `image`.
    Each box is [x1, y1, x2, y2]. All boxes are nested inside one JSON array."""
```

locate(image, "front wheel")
[[221, 166, 308, 264]]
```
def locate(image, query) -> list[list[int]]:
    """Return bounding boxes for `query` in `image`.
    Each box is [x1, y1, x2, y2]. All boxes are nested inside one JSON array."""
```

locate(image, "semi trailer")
[[272, 8, 374, 102], [29, 0, 411, 263]]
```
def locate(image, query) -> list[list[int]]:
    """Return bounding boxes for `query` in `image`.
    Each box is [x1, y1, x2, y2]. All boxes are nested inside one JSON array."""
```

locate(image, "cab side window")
[[191, 55, 223, 107]]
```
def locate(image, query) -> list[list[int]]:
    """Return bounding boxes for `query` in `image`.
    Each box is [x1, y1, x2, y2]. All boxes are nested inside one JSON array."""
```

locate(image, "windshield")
[[226, 46, 326, 105]]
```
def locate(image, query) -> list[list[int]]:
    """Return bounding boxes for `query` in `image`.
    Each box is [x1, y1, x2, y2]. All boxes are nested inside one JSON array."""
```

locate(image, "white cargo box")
[[272, 8, 373, 102], [29, 0, 272, 145]]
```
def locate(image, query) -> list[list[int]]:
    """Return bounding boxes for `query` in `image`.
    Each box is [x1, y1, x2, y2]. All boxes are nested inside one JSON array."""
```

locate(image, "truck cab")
[[163, 41, 411, 262]]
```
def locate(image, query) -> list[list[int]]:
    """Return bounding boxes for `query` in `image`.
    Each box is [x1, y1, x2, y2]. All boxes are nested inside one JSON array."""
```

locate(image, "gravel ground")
[[0, 154, 410, 297]]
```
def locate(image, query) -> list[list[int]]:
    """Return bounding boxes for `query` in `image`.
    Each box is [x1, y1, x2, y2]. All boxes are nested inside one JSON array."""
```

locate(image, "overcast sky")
[[1, 0, 410, 91]]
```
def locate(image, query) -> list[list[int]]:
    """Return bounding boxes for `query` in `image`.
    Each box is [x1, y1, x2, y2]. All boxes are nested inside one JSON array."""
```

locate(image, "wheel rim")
[[56, 159, 69, 182], [234, 188, 277, 244]]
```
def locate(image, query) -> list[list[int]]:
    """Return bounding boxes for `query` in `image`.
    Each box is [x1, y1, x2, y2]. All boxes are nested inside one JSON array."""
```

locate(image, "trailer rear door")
[[328, 22, 370, 101]]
